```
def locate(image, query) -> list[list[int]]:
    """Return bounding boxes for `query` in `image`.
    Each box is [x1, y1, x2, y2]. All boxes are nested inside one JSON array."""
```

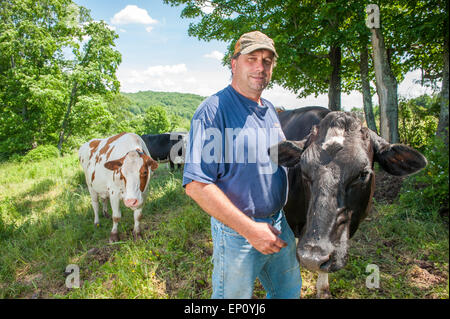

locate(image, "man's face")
[[231, 49, 274, 100]]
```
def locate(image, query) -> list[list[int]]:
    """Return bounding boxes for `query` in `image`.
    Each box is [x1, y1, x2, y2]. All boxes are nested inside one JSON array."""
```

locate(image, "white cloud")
[[118, 64, 433, 108], [145, 26, 153, 33], [184, 77, 197, 84], [111, 5, 158, 25], [105, 24, 116, 32], [200, 5, 215, 14], [204, 50, 224, 61], [118, 64, 189, 91], [263, 85, 360, 111], [117, 64, 229, 95], [143, 64, 187, 77], [398, 69, 434, 98]]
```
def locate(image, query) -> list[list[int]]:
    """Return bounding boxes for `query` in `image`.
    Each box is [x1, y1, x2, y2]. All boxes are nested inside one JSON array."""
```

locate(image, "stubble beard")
[[248, 72, 270, 93]]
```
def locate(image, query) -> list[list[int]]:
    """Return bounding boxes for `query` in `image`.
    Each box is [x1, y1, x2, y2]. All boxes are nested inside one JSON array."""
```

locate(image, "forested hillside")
[[103, 91, 204, 145], [122, 91, 205, 119]]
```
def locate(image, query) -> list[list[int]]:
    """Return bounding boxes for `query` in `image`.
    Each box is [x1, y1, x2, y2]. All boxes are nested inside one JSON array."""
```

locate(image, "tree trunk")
[[371, 27, 399, 143], [437, 11, 449, 146], [57, 82, 78, 151], [328, 45, 341, 111], [359, 43, 378, 133]]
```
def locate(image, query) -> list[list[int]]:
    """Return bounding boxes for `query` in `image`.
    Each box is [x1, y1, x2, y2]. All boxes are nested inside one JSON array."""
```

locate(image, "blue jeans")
[[210, 210, 302, 299]]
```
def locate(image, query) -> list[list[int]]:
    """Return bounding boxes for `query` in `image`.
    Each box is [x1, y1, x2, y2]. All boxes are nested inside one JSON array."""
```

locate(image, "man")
[[183, 31, 302, 299]]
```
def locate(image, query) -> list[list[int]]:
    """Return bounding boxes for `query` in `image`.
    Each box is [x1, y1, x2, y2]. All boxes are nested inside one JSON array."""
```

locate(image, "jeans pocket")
[[221, 223, 242, 237]]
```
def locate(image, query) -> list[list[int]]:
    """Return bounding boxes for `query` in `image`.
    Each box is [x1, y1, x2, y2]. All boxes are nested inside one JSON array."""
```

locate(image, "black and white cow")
[[140, 132, 187, 170], [269, 106, 427, 298]]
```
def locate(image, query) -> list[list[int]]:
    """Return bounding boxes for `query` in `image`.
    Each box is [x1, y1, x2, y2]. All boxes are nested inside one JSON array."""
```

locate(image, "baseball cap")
[[233, 31, 278, 58]]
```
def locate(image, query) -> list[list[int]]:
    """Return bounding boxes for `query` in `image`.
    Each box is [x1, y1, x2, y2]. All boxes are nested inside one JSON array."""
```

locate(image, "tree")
[[437, 1, 449, 145], [369, 9, 399, 143], [142, 105, 171, 135], [0, 0, 78, 155], [164, 0, 447, 137], [379, 0, 448, 143], [164, 0, 363, 111], [57, 20, 121, 150], [0, 0, 121, 157]]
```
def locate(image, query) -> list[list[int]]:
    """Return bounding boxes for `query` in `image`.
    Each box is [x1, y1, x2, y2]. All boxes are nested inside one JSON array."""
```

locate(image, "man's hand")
[[185, 181, 287, 255], [244, 221, 287, 255]]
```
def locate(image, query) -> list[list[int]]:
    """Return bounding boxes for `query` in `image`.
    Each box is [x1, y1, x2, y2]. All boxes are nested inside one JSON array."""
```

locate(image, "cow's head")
[[104, 149, 158, 209], [269, 112, 427, 272]]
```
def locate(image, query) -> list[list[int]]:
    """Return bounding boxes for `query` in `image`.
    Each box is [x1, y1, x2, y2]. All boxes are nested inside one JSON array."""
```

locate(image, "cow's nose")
[[298, 244, 331, 272], [124, 198, 139, 207]]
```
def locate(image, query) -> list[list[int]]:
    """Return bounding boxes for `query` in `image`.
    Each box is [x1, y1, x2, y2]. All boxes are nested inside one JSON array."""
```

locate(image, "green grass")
[[0, 153, 448, 298]]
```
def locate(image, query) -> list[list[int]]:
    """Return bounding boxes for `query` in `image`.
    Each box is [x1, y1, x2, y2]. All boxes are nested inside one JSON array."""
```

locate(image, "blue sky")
[[74, 0, 433, 110]]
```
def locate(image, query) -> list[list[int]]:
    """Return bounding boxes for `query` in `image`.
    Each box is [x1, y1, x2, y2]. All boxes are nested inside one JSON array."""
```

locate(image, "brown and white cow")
[[269, 107, 427, 298], [79, 132, 158, 243]]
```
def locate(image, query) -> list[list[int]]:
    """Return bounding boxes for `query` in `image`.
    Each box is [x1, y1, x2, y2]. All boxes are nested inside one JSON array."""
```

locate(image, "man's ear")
[[104, 156, 125, 171], [268, 139, 306, 168], [369, 130, 427, 176], [231, 56, 237, 76]]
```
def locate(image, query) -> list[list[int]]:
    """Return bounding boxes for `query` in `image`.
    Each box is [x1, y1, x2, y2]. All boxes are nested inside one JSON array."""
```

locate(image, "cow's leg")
[[89, 190, 101, 227], [169, 161, 174, 171], [132, 208, 143, 240], [102, 197, 110, 219], [316, 271, 331, 299], [109, 196, 121, 243]]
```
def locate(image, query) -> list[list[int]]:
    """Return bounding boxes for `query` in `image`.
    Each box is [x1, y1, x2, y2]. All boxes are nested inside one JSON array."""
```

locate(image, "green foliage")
[[0, 0, 121, 158], [398, 95, 440, 151], [142, 106, 171, 135], [122, 90, 204, 120], [105, 91, 199, 135], [400, 134, 449, 214], [21, 145, 60, 163], [163, 0, 447, 102]]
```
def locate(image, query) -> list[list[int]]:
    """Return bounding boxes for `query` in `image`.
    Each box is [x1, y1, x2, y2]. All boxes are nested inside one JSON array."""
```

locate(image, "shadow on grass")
[[0, 165, 203, 298]]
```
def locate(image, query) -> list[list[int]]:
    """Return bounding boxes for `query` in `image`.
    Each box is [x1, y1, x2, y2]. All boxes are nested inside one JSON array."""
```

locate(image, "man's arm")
[[185, 180, 287, 255]]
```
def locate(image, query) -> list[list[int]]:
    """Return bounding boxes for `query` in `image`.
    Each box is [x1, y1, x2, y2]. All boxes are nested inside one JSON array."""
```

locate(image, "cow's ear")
[[369, 130, 427, 176], [144, 154, 158, 171], [104, 155, 125, 171], [268, 139, 306, 168], [104, 159, 123, 171]]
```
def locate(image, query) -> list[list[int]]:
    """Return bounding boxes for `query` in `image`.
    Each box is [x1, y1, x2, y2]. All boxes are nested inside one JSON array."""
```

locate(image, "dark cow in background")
[[140, 132, 187, 170], [269, 106, 427, 298]]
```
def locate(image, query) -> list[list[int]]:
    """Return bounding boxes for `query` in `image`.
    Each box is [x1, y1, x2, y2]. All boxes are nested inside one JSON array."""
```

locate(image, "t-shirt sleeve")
[[182, 115, 220, 188]]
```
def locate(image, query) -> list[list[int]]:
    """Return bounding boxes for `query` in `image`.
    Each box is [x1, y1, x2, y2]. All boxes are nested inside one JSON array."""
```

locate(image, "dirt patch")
[[407, 265, 445, 289], [398, 255, 448, 291], [373, 170, 405, 204], [86, 245, 118, 265]]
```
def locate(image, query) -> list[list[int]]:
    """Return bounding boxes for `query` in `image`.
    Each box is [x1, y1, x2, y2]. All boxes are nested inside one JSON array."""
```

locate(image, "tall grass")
[[0, 153, 448, 299], [0, 153, 211, 298]]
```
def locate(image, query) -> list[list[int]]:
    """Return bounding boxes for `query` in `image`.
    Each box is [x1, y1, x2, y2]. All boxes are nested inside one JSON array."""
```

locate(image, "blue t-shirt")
[[182, 85, 288, 218]]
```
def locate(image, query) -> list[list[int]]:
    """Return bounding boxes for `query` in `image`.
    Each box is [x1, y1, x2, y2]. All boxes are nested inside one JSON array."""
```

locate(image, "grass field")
[[0, 152, 448, 299]]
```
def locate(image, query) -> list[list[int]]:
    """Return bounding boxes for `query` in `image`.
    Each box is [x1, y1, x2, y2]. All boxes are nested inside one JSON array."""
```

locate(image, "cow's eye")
[[352, 170, 370, 184], [359, 171, 368, 180]]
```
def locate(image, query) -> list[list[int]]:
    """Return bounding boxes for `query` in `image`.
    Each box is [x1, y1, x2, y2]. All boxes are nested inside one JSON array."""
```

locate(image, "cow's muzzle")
[[297, 242, 343, 272], [124, 198, 140, 208]]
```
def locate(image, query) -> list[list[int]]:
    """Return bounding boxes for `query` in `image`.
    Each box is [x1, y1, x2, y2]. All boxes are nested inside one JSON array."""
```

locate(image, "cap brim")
[[240, 44, 278, 58]]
